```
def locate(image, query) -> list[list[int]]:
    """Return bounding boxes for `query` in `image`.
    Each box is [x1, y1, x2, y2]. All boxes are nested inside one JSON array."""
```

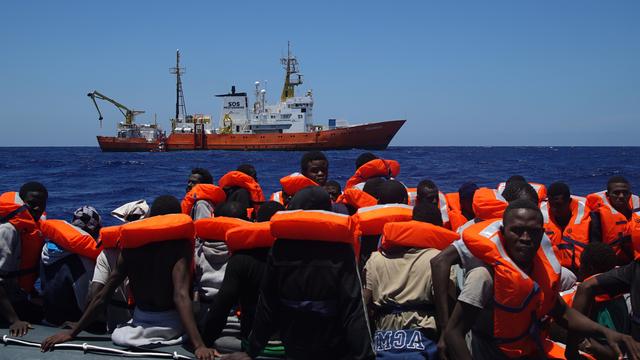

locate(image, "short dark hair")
[[607, 175, 630, 191], [256, 201, 285, 222], [287, 186, 332, 211], [547, 182, 571, 201], [363, 178, 386, 198], [503, 181, 539, 204], [19, 181, 48, 200], [355, 152, 378, 170], [506, 175, 527, 185], [325, 180, 341, 192], [378, 180, 408, 205], [413, 202, 443, 226], [191, 168, 213, 184], [300, 151, 328, 172], [214, 201, 248, 220], [580, 242, 617, 277], [417, 180, 438, 200], [503, 199, 542, 224], [150, 195, 181, 216], [458, 182, 479, 201], [237, 164, 257, 180]]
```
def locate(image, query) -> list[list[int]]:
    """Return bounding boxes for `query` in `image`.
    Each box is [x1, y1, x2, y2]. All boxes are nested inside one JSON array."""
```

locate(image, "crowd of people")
[[2, 150, 640, 359]]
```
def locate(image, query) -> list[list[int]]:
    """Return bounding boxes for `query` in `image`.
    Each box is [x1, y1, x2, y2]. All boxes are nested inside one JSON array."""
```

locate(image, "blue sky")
[[1, 1, 638, 146]]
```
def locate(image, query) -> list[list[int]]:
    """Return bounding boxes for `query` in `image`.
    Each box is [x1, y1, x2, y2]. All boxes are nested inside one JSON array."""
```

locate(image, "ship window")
[[301, 108, 306, 113], [236, 126, 240, 132], [271, 115, 275, 119], [298, 115, 303, 119]]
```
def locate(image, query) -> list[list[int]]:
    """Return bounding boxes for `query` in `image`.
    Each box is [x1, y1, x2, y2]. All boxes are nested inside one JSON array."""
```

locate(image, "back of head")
[[287, 186, 332, 211], [503, 181, 539, 204], [505, 175, 527, 185], [256, 201, 285, 222], [300, 151, 328, 172], [237, 164, 257, 180], [547, 182, 571, 201], [363, 178, 386, 198], [458, 182, 479, 202], [71, 205, 102, 238], [417, 179, 438, 204], [607, 175, 630, 191], [413, 202, 443, 226], [355, 152, 378, 170], [579, 242, 617, 280], [19, 181, 48, 200], [150, 195, 182, 216], [503, 198, 542, 224], [191, 168, 213, 184], [214, 201, 249, 220], [325, 180, 341, 192], [378, 180, 408, 205]]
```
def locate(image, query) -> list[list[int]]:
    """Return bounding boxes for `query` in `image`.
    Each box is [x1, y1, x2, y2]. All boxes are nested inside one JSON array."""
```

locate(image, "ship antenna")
[[170, 49, 187, 121], [280, 41, 300, 102]]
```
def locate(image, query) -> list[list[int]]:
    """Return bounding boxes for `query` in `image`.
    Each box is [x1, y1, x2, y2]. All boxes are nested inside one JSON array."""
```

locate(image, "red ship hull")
[[98, 120, 405, 152]]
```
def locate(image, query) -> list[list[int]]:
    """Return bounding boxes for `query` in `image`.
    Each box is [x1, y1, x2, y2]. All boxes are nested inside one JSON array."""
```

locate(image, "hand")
[[437, 334, 448, 360], [221, 352, 252, 360], [194, 346, 216, 360], [41, 331, 73, 352], [9, 320, 33, 337], [603, 328, 640, 360]]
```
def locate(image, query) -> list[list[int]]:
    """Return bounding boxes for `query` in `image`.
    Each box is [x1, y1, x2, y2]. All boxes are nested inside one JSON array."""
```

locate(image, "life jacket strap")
[[493, 283, 540, 313], [0, 205, 29, 224]]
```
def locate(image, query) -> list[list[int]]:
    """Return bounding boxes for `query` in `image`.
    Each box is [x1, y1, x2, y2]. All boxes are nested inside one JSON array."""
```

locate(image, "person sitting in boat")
[[0, 182, 48, 337], [219, 164, 265, 219], [323, 180, 342, 202], [202, 201, 286, 357], [184, 167, 222, 220], [364, 201, 458, 359], [300, 151, 328, 187], [41, 195, 216, 360], [39, 206, 102, 327], [345, 152, 400, 190]]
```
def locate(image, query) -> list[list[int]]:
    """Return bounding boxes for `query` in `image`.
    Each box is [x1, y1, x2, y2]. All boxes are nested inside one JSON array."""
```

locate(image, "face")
[[186, 173, 204, 193], [303, 160, 328, 186], [418, 188, 439, 206], [324, 185, 340, 201], [607, 182, 631, 212], [22, 191, 47, 221], [548, 194, 571, 218], [501, 208, 544, 270]]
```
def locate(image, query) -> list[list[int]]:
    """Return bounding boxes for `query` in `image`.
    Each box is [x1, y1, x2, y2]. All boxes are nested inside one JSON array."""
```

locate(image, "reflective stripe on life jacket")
[[381, 220, 458, 251], [219, 171, 265, 204], [98, 225, 122, 249], [497, 181, 547, 203], [345, 159, 400, 190], [194, 216, 252, 242], [118, 214, 195, 248], [40, 219, 101, 260], [335, 188, 378, 210], [181, 184, 227, 216], [279, 173, 318, 198], [540, 196, 590, 270], [463, 219, 561, 358], [354, 204, 413, 236], [269, 191, 284, 205], [270, 210, 356, 244], [472, 188, 508, 221], [587, 190, 637, 264], [226, 222, 275, 252]]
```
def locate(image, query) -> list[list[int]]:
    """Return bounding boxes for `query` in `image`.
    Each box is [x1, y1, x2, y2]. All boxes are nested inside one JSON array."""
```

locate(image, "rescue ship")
[[95, 45, 405, 152]]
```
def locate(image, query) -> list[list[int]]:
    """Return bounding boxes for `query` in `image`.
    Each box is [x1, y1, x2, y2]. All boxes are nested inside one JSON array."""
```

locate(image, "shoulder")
[[0, 222, 18, 239]]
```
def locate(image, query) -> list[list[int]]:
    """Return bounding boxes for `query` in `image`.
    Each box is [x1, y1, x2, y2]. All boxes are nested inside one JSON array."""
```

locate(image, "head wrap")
[[71, 206, 102, 234], [111, 199, 150, 222]]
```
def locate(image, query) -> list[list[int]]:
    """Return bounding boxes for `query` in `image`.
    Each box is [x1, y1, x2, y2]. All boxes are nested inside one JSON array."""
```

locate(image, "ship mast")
[[170, 50, 187, 121], [280, 42, 302, 102]]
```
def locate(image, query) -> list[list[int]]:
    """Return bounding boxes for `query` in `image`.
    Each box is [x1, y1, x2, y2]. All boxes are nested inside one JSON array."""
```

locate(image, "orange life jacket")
[[445, 192, 461, 212], [118, 214, 195, 248], [335, 188, 378, 210], [225, 222, 275, 252], [181, 184, 227, 216], [345, 159, 400, 190], [497, 181, 547, 202], [540, 196, 590, 270], [219, 171, 265, 205], [380, 220, 458, 251], [472, 188, 508, 221], [194, 216, 252, 242], [269, 191, 284, 205], [443, 192, 471, 232], [40, 219, 101, 260], [270, 210, 357, 245], [632, 210, 640, 260], [0, 191, 42, 292], [407, 190, 452, 229], [586, 191, 639, 264], [98, 225, 122, 249], [560, 275, 616, 308], [279, 172, 319, 198], [353, 204, 413, 236], [463, 219, 561, 358]]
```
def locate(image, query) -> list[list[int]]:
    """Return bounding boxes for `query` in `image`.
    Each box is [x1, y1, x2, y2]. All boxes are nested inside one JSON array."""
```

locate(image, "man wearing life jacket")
[[588, 176, 639, 265], [497, 174, 548, 203], [364, 202, 458, 359], [42, 195, 217, 360], [413, 180, 454, 230], [202, 201, 286, 358], [444, 199, 639, 360], [0, 181, 48, 337], [542, 182, 591, 273], [345, 152, 400, 190], [446, 182, 479, 232], [40, 206, 103, 326], [231, 186, 375, 360], [300, 150, 328, 186], [184, 167, 223, 220], [219, 164, 265, 218]]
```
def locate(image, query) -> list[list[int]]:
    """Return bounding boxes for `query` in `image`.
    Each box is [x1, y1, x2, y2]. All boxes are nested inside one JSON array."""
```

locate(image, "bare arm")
[[0, 283, 31, 336], [443, 301, 478, 360], [431, 245, 461, 333]]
